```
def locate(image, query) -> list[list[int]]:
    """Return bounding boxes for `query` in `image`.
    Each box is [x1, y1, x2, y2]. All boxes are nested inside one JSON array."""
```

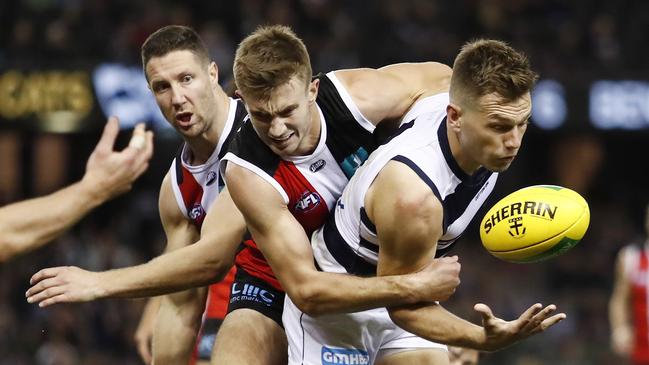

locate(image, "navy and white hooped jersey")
[[312, 93, 499, 276], [169, 98, 247, 228], [221, 71, 379, 290]]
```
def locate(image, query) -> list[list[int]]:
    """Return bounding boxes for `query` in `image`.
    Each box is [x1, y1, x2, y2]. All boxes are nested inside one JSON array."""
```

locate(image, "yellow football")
[[480, 185, 590, 263]]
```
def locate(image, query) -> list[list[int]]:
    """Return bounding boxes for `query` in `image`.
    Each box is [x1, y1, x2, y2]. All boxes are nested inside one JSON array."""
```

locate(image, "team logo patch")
[[206, 171, 217, 186], [230, 283, 275, 306], [341, 147, 369, 178], [310, 159, 326, 173], [189, 203, 205, 220], [294, 191, 322, 213], [321, 346, 369, 365]]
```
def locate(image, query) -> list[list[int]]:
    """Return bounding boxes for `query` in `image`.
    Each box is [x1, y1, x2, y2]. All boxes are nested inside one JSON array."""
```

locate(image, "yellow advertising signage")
[[0, 70, 94, 131]]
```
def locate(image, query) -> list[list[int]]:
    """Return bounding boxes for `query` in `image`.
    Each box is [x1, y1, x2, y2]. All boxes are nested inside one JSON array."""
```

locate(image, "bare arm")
[[153, 175, 206, 364], [333, 62, 452, 125], [225, 163, 457, 316], [609, 247, 633, 357], [367, 161, 565, 351], [26, 186, 245, 305], [0, 117, 153, 262]]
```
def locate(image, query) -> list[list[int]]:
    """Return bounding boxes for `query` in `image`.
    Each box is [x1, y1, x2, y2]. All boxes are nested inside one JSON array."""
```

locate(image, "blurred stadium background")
[[1, 0, 648, 364]]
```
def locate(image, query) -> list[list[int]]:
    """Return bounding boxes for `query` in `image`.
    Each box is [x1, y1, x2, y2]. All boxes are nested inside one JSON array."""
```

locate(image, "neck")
[[446, 119, 480, 175], [186, 88, 230, 165]]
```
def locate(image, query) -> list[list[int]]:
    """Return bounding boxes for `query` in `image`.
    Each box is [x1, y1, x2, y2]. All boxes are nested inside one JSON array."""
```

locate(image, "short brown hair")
[[234, 25, 312, 101], [141, 25, 210, 79], [450, 39, 538, 106]]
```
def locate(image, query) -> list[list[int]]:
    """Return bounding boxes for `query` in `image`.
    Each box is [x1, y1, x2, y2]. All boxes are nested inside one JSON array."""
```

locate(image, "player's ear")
[[447, 103, 462, 132], [308, 78, 320, 104], [209, 61, 219, 85]]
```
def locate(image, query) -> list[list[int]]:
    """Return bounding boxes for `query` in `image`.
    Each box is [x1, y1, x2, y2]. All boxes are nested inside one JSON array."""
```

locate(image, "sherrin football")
[[480, 185, 590, 263]]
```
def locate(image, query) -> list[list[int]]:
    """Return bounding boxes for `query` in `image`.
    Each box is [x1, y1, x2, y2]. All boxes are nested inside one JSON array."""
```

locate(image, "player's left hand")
[[134, 305, 156, 365], [25, 266, 105, 307], [474, 302, 566, 352]]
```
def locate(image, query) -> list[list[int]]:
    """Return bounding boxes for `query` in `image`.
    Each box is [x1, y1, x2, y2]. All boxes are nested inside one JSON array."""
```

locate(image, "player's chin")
[[269, 140, 298, 158], [486, 158, 516, 172]]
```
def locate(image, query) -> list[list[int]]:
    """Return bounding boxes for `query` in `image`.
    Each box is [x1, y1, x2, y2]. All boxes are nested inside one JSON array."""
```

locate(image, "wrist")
[[92, 271, 112, 299], [77, 176, 110, 207], [403, 273, 428, 304]]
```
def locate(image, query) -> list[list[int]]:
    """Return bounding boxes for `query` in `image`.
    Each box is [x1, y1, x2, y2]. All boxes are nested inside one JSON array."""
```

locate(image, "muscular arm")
[[153, 174, 207, 364], [26, 185, 245, 305], [334, 62, 452, 125], [609, 247, 633, 356], [225, 163, 454, 316], [367, 161, 484, 347], [0, 118, 153, 262], [367, 161, 565, 351]]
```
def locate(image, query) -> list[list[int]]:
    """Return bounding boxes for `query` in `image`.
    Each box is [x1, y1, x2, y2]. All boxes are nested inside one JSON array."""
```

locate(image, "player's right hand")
[[81, 117, 154, 201], [416, 255, 461, 302], [25, 266, 105, 307]]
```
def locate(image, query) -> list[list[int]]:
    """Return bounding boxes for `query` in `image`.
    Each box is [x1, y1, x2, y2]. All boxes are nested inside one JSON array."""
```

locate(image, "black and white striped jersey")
[[312, 93, 498, 276]]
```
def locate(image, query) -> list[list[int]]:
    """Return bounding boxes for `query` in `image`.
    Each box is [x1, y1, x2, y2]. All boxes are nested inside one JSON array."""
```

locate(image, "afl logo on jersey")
[[189, 203, 205, 220], [310, 159, 326, 173], [294, 191, 322, 213], [206, 171, 217, 186]]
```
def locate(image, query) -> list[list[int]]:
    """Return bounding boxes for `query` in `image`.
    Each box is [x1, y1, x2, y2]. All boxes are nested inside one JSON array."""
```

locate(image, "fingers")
[[37, 293, 73, 308], [518, 304, 566, 334], [135, 336, 153, 364], [26, 276, 62, 298], [440, 255, 459, 263], [95, 116, 121, 154], [517, 303, 543, 324], [29, 267, 64, 285], [26, 282, 67, 306], [539, 313, 566, 330], [474, 303, 494, 321], [123, 128, 154, 168], [128, 123, 147, 150]]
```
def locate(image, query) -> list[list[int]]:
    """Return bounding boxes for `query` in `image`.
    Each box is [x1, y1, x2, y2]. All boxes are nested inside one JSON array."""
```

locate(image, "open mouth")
[[271, 133, 294, 144], [175, 112, 193, 127]]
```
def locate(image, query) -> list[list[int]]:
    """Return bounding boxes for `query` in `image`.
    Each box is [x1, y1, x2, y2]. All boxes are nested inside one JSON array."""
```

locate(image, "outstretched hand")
[[474, 302, 566, 351], [26, 266, 105, 307], [82, 117, 154, 201]]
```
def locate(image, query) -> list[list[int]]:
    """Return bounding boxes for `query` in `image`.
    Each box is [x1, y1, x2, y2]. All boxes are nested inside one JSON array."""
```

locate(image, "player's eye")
[[182, 74, 193, 83], [152, 83, 169, 93]]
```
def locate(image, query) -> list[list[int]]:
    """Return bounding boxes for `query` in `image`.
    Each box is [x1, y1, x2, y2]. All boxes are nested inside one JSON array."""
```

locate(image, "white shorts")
[[283, 295, 447, 365]]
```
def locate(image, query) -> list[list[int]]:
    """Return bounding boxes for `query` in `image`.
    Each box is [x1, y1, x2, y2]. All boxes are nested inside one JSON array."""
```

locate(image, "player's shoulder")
[[372, 159, 442, 215]]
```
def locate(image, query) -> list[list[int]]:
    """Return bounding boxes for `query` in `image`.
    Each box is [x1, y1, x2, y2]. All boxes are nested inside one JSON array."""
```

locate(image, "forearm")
[[289, 271, 424, 316], [153, 288, 207, 364], [389, 303, 488, 350], [0, 180, 105, 261], [100, 243, 228, 298]]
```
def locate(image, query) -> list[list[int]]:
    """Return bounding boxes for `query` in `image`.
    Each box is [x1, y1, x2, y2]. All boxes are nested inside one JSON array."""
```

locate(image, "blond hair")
[[234, 25, 312, 100], [450, 39, 538, 107]]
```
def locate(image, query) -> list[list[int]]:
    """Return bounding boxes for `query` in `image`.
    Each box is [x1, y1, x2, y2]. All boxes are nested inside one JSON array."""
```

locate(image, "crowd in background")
[[1, 0, 649, 364]]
